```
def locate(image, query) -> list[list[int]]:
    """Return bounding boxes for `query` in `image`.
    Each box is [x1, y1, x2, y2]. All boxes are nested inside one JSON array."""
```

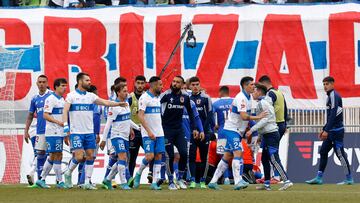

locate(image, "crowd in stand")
[[0, 0, 349, 8]]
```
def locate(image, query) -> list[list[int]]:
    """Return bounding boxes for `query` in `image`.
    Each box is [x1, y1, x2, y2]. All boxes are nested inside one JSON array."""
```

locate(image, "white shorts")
[[29, 126, 37, 138], [107, 138, 115, 155], [216, 138, 227, 155], [35, 134, 47, 151], [174, 146, 179, 154]]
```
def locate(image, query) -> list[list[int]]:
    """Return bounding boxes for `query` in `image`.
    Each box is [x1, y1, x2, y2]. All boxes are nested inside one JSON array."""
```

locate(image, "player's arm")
[[268, 91, 277, 105], [185, 96, 197, 132], [248, 101, 271, 134], [100, 114, 113, 150], [240, 111, 267, 121], [130, 120, 140, 131], [24, 98, 36, 143], [43, 113, 64, 126], [138, 110, 155, 140], [203, 96, 215, 134], [323, 93, 339, 133], [95, 98, 127, 107]]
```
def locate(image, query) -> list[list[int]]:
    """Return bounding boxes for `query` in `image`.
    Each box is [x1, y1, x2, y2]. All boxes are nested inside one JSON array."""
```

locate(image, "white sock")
[[41, 159, 53, 180], [106, 163, 118, 181], [67, 158, 79, 174], [232, 157, 243, 185], [85, 160, 94, 184], [29, 156, 37, 176], [53, 161, 62, 182], [210, 159, 228, 184], [153, 160, 162, 184], [137, 158, 148, 175], [117, 160, 127, 184]]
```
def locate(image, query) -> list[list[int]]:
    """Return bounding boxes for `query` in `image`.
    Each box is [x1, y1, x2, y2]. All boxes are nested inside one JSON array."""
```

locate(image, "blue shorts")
[[70, 133, 96, 151], [142, 136, 165, 154], [223, 129, 243, 152], [111, 137, 129, 154], [46, 136, 64, 153]]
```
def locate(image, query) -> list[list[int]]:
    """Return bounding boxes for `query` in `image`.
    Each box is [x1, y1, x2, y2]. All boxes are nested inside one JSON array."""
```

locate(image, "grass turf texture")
[[0, 184, 359, 203]]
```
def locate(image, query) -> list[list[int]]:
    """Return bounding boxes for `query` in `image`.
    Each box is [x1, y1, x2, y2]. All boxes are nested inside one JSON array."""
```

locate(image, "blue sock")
[[174, 162, 179, 179], [36, 153, 47, 179], [78, 162, 84, 185], [125, 166, 131, 181], [346, 174, 352, 180], [317, 171, 323, 178], [104, 156, 117, 179], [160, 153, 166, 180], [224, 169, 229, 179], [264, 180, 270, 186]]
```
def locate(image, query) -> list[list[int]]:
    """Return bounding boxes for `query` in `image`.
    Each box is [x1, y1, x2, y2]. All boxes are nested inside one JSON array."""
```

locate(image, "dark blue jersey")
[[183, 100, 204, 141], [324, 89, 344, 132], [160, 89, 196, 130], [190, 91, 214, 134], [29, 90, 52, 135], [212, 97, 233, 132]]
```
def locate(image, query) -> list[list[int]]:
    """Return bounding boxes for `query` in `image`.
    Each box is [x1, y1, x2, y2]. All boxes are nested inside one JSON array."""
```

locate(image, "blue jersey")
[[324, 89, 344, 132], [182, 100, 204, 141], [29, 90, 52, 135], [212, 97, 233, 132], [190, 91, 214, 134], [160, 89, 196, 131]]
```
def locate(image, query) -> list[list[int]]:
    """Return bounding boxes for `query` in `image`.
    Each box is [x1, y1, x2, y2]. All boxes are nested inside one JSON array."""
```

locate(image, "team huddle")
[[23, 72, 354, 191]]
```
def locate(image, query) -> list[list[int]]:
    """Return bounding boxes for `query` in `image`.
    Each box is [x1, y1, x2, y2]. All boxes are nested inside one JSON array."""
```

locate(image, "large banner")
[[1, 4, 360, 110], [287, 133, 360, 183]]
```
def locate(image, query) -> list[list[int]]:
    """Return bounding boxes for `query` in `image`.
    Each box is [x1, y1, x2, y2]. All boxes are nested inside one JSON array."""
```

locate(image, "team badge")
[[108, 111, 113, 116], [180, 96, 184, 103], [196, 99, 201, 104]]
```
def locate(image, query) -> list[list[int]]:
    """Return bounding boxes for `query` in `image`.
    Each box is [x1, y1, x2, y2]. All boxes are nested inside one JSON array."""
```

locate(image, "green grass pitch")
[[0, 184, 359, 203]]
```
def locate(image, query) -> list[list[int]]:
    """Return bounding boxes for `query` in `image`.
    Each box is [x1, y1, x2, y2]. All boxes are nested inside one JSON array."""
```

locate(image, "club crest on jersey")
[[241, 103, 245, 109], [180, 96, 184, 103], [108, 111, 113, 116], [196, 99, 201, 105], [73, 135, 80, 141]]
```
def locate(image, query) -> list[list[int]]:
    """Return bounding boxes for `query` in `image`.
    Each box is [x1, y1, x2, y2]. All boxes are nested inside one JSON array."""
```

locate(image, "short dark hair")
[[110, 85, 115, 92], [114, 77, 127, 85], [75, 84, 78, 89], [135, 75, 146, 82], [255, 83, 267, 95], [258, 75, 271, 83], [175, 75, 185, 83], [88, 85, 97, 93], [76, 72, 89, 83], [149, 76, 161, 84], [240, 76, 254, 88], [53, 78, 67, 90], [323, 76, 335, 83], [114, 84, 127, 95], [188, 76, 200, 84], [38, 75, 48, 80], [219, 86, 229, 95]]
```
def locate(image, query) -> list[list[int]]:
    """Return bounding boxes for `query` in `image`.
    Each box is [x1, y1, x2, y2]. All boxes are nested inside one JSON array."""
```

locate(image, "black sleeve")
[[185, 95, 196, 131], [203, 96, 214, 134], [128, 97, 133, 106]]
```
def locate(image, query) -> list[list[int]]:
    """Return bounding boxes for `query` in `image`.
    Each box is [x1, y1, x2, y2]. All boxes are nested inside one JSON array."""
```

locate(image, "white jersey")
[[106, 104, 131, 140], [138, 91, 164, 138], [224, 91, 252, 134], [44, 93, 65, 137], [66, 89, 98, 134]]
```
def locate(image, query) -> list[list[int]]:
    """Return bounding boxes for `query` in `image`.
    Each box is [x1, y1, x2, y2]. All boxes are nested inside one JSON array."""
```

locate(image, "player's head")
[[240, 76, 255, 94], [114, 76, 127, 86], [36, 75, 48, 92], [134, 75, 146, 93], [171, 76, 185, 93], [323, 76, 335, 92], [115, 83, 128, 101], [219, 86, 229, 97], [53, 78, 67, 96], [149, 76, 162, 96], [258, 75, 272, 89], [189, 76, 200, 94], [253, 83, 267, 100], [88, 85, 98, 95], [76, 72, 91, 91]]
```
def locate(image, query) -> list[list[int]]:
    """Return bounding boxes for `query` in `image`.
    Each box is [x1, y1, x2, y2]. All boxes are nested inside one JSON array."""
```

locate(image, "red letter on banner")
[[44, 17, 107, 98], [256, 14, 316, 99], [0, 18, 31, 101], [192, 14, 239, 97], [156, 15, 182, 88], [120, 13, 144, 93], [329, 12, 360, 97]]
